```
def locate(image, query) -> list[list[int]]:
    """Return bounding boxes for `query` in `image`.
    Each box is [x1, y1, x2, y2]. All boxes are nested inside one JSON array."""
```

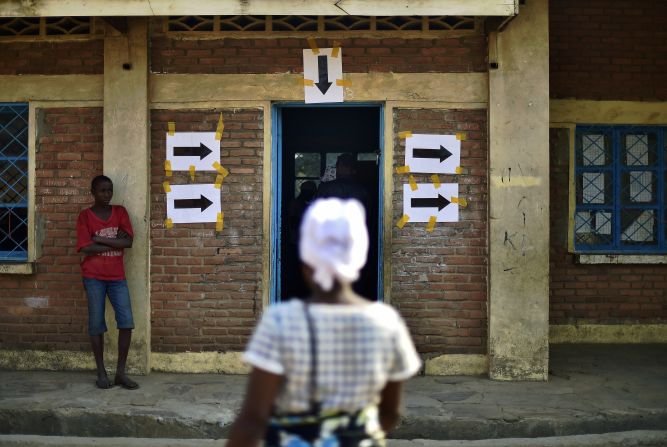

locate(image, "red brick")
[[550, 0, 666, 100], [0, 108, 102, 351], [150, 34, 486, 74], [392, 108, 488, 355]]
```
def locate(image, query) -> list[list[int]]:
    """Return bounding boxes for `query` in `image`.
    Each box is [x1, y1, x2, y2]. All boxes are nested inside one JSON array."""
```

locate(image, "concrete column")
[[103, 18, 150, 374], [488, 0, 550, 380]]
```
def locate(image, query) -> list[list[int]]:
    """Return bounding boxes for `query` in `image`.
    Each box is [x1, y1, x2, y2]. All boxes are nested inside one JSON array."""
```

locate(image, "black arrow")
[[315, 55, 332, 95], [173, 142, 213, 160], [411, 194, 450, 211], [413, 145, 453, 163], [174, 195, 213, 212]]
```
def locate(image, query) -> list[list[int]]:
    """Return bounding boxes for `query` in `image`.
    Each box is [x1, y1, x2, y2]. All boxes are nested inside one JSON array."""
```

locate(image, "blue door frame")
[[270, 103, 385, 304]]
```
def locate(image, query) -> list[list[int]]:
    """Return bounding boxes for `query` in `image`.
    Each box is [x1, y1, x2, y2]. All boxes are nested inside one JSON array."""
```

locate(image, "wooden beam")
[[0, 0, 518, 17]]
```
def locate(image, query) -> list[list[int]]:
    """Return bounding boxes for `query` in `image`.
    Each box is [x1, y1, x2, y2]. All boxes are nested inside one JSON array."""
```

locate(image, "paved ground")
[[0, 344, 666, 443]]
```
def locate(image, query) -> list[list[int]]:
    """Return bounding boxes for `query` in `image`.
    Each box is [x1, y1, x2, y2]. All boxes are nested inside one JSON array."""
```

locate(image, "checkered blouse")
[[243, 300, 422, 414]]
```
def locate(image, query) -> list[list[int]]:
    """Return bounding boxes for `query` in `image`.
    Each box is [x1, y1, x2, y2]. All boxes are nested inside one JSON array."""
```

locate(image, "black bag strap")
[[303, 301, 321, 414]]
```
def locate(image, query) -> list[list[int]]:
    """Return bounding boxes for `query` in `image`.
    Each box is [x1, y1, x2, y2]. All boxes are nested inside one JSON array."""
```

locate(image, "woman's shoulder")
[[265, 300, 402, 320], [363, 302, 403, 324], [263, 300, 304, 319]]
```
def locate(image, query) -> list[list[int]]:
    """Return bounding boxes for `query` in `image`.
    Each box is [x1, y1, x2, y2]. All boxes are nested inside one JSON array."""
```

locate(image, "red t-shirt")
[[76, 205, 134, 280]]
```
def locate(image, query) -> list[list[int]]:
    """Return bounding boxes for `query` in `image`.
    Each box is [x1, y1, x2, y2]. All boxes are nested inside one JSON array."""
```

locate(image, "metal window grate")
[[0, 17, 92, 38], [574, 126, 666, 253], [165, 15, 477, 34], [0, 103, 29, 261]]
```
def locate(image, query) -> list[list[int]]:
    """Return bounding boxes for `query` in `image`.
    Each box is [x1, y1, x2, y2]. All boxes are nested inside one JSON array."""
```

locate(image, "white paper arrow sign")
[[167, 184, 221, 224], [167, 132, 220, 171]]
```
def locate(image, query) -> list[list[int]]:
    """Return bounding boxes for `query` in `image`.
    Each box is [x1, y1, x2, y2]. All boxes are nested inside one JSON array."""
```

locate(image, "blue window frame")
[[0, 103, 29, 261], [574, 125, 666, 253]]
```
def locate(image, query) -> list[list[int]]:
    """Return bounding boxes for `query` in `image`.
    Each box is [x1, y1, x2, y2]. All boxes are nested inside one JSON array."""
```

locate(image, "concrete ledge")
[[0, 75, 103, 102], [577, 254, 667, 265], [425, 354, 487, 375], [550, 99, 667, 125], [0, 263, 33, 274], [550, 324, 667, 344], [0, 1, 518, 17], [151, 352, 249, 374], [150, 73, 488, 104], [0, 350, 94, 371]]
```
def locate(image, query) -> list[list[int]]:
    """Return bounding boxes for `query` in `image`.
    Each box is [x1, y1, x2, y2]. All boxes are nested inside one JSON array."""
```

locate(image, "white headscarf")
[[299, 198, 369, 292]]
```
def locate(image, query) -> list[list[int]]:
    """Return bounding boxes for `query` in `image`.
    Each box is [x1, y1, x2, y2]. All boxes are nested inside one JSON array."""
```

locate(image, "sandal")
[[114, 375, 139, 390]]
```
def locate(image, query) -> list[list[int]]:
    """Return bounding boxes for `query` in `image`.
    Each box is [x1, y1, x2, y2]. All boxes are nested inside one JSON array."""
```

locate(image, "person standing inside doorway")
[[76, 175, 138, 390], [317, 153, 369, 211]]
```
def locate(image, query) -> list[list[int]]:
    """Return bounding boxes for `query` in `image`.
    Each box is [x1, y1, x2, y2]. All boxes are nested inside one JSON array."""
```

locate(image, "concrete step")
[[2, 431, 667, 447]]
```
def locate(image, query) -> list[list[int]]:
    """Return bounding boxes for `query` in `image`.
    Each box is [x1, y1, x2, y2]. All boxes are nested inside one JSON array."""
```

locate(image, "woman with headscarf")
[[226, 198, 421, 447]]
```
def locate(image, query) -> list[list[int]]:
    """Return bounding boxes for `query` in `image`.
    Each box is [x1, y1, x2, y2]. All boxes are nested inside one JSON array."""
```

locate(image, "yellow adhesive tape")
[[168, 122, 175, 136], [307, 38, 319, 54], [214, 174, 224, 189], [216, 212, 224, 232], [331, 42, 341, 58], [426, 215, 437, 232], [455, 166, 462, 174], [163, 181, 171, 193], [300, 79, 315, 86], [213, 161, 229, 177], [398, 131, 413, 139], [395, 165, 410, 174], [431, 174, 441, 188], [165, 218, 173, 229], [336, 79, 352, 87], [452, 197, 468, 207], [409, 175, 418, 191], [396, 214, 410, 229], [456, 132, 467, 141], [164, 160, 172, 177], [189, 165, 196, 180], [215, 113, 224, 141]]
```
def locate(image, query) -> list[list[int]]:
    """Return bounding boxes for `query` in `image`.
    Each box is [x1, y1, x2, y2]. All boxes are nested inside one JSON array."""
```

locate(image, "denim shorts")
[[82, 278, 135, 336]]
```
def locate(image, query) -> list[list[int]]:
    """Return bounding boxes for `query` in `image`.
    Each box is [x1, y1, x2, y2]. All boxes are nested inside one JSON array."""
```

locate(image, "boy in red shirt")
[[76, 175, 138, 390]]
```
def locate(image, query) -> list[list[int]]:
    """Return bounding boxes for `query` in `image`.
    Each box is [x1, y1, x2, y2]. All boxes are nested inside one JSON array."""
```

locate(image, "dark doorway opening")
[[279, 105, 382, 301]]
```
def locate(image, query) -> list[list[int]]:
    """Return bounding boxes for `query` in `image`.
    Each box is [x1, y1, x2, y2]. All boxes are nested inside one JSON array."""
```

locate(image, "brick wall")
[[0, 40, 103, 75], [549, 128, 667, 324], [392, 109, 488, 355], [150, 109, 264, 353], [151, 35, 487, 74], [0, 107, 103, 350], [550, 0, 667, 101]]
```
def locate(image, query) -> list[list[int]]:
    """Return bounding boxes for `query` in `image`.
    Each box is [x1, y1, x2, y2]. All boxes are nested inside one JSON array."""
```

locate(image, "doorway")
[[272, 104, 383, 302]]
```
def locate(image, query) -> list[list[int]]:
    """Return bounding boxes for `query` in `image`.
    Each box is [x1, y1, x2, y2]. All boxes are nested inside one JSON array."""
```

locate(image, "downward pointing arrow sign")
[[174, 195, 213, 212], [411, 194, 451, 211], [173, 142, 213, 160], [413, 145, 453, 163], [315, 55, 332, 95]]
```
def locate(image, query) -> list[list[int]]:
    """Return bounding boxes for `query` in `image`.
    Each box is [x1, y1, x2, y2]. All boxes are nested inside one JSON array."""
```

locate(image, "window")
[[294, 152, 321, 198], [574, 126, 666, 253], [165, 15, 476, 34], [0, 17, 92, 37], [0, 103, 29, 262]]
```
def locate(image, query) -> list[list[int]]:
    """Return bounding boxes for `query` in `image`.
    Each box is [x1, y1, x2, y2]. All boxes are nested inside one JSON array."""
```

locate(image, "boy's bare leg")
[[114, 328, 139, 389], [90, 335, 111, 388]]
